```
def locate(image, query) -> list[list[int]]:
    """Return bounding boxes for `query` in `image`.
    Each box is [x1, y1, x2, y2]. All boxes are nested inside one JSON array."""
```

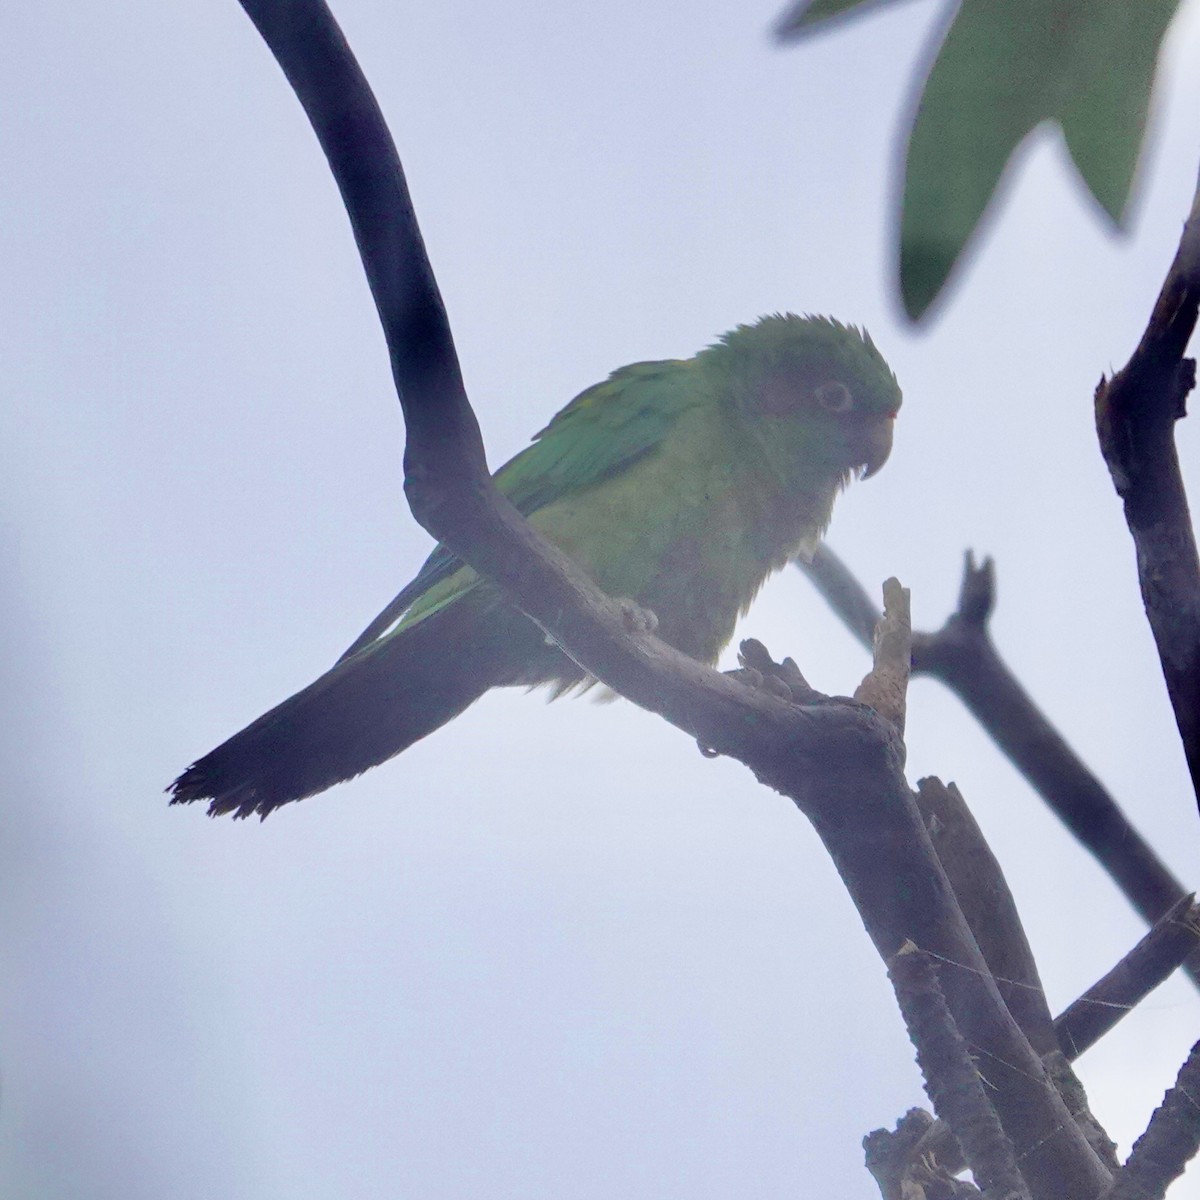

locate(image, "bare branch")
[[1095, 168, 1200, 813], [1101, 1040, 1200, 1200], [914, 778, 1117, 1172], [889, 787, 1200, 1176], [915, 778, 1058, 1058], [1055, 894, 1200, 1061], [235, 0, 485, 486], [892, 893, 1200, 1184], [238, 6, 1112, 1192], [742, 644, 1111, 1200], [888, 943, 1031, 1200], [799, 546, 1198, 988]]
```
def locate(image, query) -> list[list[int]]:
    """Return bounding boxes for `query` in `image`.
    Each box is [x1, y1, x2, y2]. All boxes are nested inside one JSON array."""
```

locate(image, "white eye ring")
[[816, 381, 854, 413]]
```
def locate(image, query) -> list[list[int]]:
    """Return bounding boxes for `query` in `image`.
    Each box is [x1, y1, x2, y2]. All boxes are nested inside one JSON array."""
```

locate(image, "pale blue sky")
[[4, 1, 1200, 1195]]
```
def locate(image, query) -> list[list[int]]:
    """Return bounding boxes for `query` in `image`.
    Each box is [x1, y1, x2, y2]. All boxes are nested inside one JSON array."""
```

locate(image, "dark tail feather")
[[169, 600, 534, 819], [336, 573, 431, 663]]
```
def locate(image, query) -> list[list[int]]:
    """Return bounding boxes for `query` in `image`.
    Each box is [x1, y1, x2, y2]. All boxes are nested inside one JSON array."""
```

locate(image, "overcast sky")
[[4, 1, 1200, 1196]]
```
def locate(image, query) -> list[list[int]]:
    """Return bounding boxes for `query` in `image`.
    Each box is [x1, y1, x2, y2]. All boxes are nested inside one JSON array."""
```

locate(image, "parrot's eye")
[[815, 381, 854, 414]]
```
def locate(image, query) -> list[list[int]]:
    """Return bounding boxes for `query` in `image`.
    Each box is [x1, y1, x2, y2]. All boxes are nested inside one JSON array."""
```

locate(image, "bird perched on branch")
[[171, 313, 901, 818]]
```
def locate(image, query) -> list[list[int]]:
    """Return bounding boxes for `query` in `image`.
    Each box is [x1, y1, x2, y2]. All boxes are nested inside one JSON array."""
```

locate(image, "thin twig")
[[1095, 167, 1200, 813], [1055, 894, 1200, 1061], [799, 546, 1199, 989]]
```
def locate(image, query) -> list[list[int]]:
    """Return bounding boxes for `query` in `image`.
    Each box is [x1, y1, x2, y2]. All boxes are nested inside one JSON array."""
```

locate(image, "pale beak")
[[860, 415, 895, 480]]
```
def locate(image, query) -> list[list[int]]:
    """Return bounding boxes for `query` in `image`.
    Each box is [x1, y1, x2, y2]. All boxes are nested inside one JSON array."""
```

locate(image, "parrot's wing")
[[338, 359, 698, 661], [493, 359, 693, 514]]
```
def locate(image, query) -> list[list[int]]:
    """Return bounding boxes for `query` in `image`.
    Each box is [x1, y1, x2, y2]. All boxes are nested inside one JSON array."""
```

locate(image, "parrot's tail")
[[169, 597, 546, 819]]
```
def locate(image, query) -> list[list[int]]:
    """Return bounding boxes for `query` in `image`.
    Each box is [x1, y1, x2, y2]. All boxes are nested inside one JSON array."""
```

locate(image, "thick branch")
[[904, 893, 1200, 1184], [808, 756, 1109, 1197], [911, 778, 1117, 1176], [236, 0, 486, 486], [915, 777, 1058, 1058], [800, 546, 1198, 988], [1095, 168, 1200, 812], [1101, 1040, 1200, 1200], [239, 5, 1111, 1193], [889, 943, 1031, 1200], [753, 638, 1111, 1199]]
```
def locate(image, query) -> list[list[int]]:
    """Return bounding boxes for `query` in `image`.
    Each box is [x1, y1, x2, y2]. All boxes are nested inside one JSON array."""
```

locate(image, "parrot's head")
[[702, 313, 902, 488]]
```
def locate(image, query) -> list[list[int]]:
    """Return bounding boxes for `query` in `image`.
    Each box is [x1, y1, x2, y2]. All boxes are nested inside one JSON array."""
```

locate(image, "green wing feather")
[[338, 359, 699, 659], [495, 359, 691, 512]]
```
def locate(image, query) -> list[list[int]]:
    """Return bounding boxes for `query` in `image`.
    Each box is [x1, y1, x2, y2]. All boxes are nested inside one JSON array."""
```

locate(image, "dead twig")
[[915, 777, 1058, 1058], [855, 577, 912, 736], [1055, 894, 1200, 1061]]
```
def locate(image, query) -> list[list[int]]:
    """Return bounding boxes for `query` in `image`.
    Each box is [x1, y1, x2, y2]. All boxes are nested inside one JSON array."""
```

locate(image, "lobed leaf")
[[775, 0, 1184, 318]]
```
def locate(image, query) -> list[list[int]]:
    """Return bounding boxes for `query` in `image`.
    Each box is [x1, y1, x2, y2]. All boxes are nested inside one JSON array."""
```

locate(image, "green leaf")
[[1055, 4, 1174, 223], [775, 0, 917, 41], [899, 0, 1181, 318]]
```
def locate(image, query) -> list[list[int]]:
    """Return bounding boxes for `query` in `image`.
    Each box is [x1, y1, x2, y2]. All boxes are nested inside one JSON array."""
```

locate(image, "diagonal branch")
[[235, 4, 1112, 1193], [897, 892, 1200, 1185], [911, 777, 1118, 1175], [1095, 167, 1200, 813], [888, 942, 1032, 1200], [799, 545, 1199, 988], [1055, 893, 1200, 1061], [914, 777, 1059, 1059], [234, 0, 486, 485]]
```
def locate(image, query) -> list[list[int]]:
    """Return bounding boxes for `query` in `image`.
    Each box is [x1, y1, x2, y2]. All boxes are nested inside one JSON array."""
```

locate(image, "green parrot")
[[171, 313, 900, 818]]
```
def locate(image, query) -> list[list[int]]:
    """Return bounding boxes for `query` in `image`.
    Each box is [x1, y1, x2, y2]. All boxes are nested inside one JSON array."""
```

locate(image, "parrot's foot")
[[721, 663, 794, 701], [613, 596, 658, 635], [698, 639, 825, 759], [734, 638, 822, 704]]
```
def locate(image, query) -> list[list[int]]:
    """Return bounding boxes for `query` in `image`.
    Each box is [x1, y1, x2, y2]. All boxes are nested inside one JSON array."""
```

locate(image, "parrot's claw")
[[722, 663, 794, 701], [736, 638, 822, 704], [613, 596, 659, 635], [699, 640, 825, 759]]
